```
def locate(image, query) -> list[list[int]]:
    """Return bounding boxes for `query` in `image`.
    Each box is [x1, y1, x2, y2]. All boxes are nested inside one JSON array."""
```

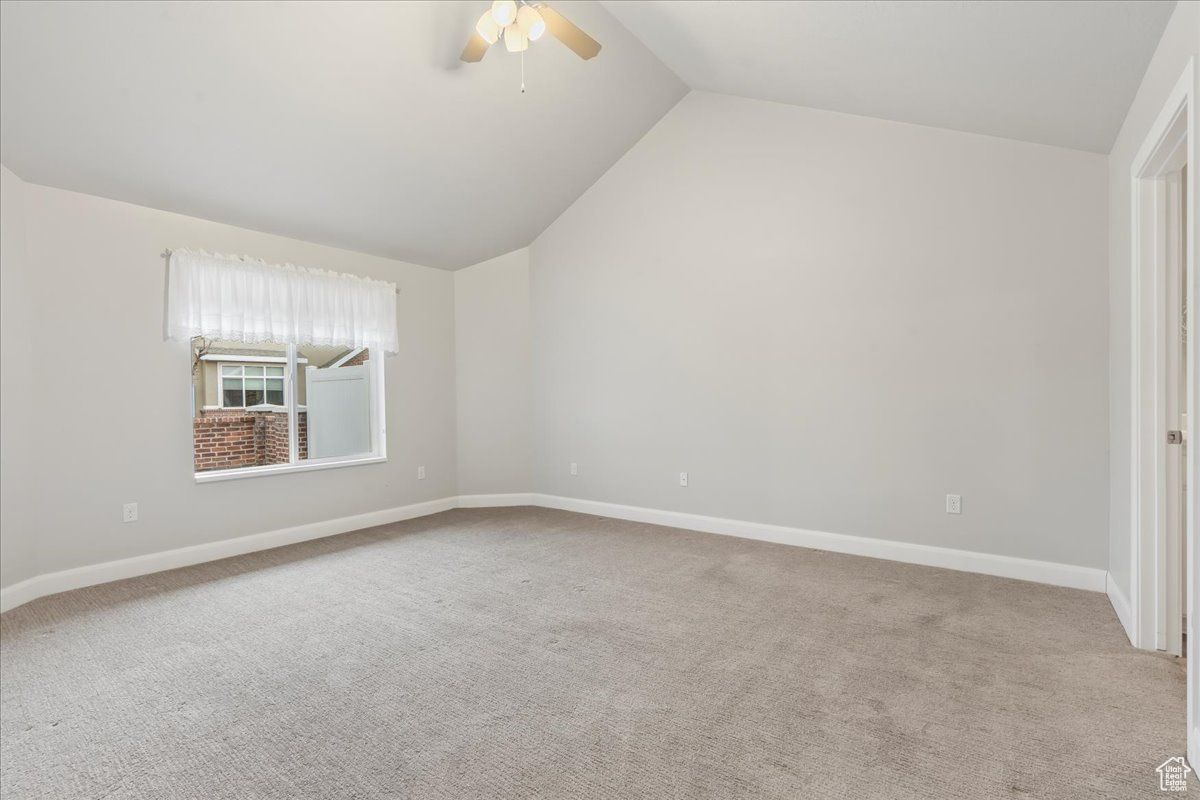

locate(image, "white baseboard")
[[1, 491, 1110, 614], [0, 496, 457, 613], [456, 493, 536, 508], [1105, 572, 1135, 644], [533, 494, 1108, 593]]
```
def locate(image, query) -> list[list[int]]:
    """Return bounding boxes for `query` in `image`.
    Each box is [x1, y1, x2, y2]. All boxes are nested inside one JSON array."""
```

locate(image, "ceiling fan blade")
[[461, 32, 490, 63], [536, 5, 601, 60]]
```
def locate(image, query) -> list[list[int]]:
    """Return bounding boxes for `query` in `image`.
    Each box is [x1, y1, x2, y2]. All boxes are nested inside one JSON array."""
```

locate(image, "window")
[[219, 364, 286, 407], [169, 248, 396, 482], [191, 338, 384, 480]]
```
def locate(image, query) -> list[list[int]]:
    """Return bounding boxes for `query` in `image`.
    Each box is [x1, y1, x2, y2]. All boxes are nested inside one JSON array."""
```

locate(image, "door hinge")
[[1167, 430, 1183, 444]]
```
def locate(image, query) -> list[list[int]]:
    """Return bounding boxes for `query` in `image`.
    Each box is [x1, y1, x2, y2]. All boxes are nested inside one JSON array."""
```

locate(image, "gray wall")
[[530, 91, 1110, 569], [1105, 0, 1199, 600], [454, 248, 533, 495], [0, 169, 457, 584], [1, 166, 35, 587], [0, 83, 1128, 589]]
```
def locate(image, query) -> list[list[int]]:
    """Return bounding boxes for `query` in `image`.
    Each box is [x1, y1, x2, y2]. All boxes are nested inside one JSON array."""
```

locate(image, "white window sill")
[[195, 455, 386, 484]]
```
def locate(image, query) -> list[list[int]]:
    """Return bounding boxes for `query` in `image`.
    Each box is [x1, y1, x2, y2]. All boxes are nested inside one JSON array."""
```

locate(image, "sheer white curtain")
[[166, 249, 398, 352]]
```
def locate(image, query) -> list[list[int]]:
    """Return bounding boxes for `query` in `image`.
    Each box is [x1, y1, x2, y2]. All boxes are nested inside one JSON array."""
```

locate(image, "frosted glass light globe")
[[491, 0, 518, 27]]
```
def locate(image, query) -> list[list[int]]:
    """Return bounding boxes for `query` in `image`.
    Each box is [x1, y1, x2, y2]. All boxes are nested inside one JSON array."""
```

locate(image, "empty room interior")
[[1, 1, 1199, 797]]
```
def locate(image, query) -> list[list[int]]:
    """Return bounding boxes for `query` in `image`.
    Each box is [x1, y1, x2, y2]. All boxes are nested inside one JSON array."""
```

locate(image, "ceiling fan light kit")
[[484, 0, 540, 53], [461, 0, 602, 73]]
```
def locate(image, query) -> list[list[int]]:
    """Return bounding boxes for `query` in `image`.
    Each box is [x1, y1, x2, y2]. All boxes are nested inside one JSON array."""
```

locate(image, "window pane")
[[192, 338, 292, 472], [266, 378, 285, 407], [222, 378, 243, 409], [300, 348, 372, 462]]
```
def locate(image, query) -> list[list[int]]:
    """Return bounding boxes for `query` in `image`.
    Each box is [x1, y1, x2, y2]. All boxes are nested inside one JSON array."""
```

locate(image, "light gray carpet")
[[0, 507, 1186, 799]]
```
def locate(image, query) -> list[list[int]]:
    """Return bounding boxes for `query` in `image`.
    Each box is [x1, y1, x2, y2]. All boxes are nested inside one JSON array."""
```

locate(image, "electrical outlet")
[[570, 462, 578, 476], [946, 494, 962, 515], [679, 472, 688, 487], [417, 465, 426, 480], [123, 502, 139, 523]]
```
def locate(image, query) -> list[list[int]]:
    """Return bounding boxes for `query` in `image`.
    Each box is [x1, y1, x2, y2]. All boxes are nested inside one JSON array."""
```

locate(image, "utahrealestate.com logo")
[[1157, 757, 1192, 792]]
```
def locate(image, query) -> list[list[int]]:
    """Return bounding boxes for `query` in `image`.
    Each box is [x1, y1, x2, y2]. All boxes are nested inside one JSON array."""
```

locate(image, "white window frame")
[[194, 344, 387, 482]]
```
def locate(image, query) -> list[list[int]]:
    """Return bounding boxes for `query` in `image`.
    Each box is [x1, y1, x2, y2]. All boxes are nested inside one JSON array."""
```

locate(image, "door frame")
[[1128, 57, 1197, 766]]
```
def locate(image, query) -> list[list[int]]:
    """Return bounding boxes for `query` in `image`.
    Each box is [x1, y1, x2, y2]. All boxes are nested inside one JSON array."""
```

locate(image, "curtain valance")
[[166, 249, 398, 353]]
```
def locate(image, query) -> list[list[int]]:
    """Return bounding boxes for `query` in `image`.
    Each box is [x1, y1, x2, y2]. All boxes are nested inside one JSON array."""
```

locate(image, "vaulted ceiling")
[[604, 0, 1176, 154], [0, 1, 1177, 269], [0, 1, 686, 269]]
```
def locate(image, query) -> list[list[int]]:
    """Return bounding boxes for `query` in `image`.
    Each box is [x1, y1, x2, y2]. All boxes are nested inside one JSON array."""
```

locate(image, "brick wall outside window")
[[340, 349, 370, 367], [193, 409, 308, 472]]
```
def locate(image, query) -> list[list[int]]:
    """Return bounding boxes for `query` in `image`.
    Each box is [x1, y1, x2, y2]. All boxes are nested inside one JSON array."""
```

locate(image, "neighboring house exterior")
[[191, 340, 368, 471]]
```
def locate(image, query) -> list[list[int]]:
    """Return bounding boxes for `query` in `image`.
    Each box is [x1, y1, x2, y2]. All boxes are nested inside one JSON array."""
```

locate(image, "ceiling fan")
[[461, 0, 601, 63]]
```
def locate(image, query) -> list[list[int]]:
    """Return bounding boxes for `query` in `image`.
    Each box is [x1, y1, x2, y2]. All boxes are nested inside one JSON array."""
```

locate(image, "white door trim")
[[1127, 57, 1197, 768], [1129, 58, 1194, 650]]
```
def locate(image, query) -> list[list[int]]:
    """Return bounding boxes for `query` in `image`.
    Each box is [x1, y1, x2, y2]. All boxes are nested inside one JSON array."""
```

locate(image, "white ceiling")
[[0, 2, 1178, 269], [604, 0, 1176, 154], [0, 1, 686, 269]]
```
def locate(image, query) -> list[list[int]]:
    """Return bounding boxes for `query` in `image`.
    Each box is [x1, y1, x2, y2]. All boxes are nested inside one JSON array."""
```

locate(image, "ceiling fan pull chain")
[[520, 50, 526, 93]]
